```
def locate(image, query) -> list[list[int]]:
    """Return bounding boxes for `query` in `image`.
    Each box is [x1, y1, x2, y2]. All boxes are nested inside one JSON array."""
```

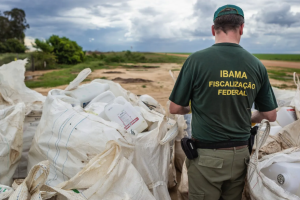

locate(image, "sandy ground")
[[29, 63, 181, 109]]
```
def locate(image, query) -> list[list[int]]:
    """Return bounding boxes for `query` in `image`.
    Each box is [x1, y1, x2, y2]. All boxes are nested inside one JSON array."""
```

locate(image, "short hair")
[[214, 8, 244, 34]]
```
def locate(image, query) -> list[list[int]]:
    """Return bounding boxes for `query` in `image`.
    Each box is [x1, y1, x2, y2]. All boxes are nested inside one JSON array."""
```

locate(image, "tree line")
[[0, 8, 85, 66]]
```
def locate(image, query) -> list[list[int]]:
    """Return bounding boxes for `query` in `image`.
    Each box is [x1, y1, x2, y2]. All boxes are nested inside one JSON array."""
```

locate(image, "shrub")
[[4, 38, 26, 53], [31, 52, 56, 70], [0, 42, 8, 53], [33, 35, 85, 64]]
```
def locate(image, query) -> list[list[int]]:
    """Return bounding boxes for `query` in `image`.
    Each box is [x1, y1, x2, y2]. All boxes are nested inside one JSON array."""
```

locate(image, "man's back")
[[169, 5, 278, 200], [170, 42, 277, 142]]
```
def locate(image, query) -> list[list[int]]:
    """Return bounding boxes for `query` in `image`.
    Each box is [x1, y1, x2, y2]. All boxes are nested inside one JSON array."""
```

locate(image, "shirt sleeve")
[[169, 57, 194, 106], [255, 67, 278, 112]]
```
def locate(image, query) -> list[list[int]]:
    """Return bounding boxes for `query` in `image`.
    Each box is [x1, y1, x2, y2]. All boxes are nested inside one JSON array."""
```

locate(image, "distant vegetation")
[[253, 54, 300, 62], [0, 8, 29, 53], [22, 51, 186, 88], [167, 53, 300, 62]]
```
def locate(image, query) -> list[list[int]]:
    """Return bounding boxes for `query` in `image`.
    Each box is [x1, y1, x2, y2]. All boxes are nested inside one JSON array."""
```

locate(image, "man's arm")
[[169, 101, 190, 115], [251, 109, 277, 123]]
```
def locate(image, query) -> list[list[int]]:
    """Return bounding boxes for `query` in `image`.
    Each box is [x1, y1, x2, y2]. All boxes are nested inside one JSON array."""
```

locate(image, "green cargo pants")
[[186, 147, 249, 200]]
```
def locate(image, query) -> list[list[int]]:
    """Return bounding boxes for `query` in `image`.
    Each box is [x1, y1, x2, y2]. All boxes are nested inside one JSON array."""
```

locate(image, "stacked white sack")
[[0, 59, 45, 180], [28, 68, 178, 200], [0, 103, 26, 185]]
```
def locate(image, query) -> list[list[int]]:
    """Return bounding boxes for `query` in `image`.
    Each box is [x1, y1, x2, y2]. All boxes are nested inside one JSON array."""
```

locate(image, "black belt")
[[194, 140, 248, 149]]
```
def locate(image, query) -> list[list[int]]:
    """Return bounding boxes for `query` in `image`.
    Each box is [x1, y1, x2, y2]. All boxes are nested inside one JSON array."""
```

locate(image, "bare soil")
[[112, 77, 153, 83], [29, 63, 181, 109], [28, 57, 300, 109]]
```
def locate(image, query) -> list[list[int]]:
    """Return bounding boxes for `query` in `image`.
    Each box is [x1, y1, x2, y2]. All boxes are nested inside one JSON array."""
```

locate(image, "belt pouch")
[[181, 137, 198, 160]]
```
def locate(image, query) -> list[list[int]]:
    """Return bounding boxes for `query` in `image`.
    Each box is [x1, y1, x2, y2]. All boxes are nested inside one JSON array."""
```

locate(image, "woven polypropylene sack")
[[0, 103, 26, 186], [272, 86, 295, 108], [28, 71, 178, 200], [57, 141, 155, 200], [0, 59, 45, 180], [9, 160, 85, 200], [177, 160, 188, 200], [247, 120, 300, 200], [291, 73, 300, 118], [258, 118, 300, 158]]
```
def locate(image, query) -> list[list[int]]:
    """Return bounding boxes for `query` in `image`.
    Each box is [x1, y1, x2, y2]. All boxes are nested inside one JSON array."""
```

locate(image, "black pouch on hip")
[[181, 137, 198, 160]]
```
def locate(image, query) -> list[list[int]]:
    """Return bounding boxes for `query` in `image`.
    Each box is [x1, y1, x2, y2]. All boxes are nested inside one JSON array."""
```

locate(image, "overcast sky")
[[1, 0, 300, 53]]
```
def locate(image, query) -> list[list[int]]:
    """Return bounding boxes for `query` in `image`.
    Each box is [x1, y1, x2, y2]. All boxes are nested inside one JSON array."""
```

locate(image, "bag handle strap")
[[293, 72, 299, 86], [169, 70, 176, 83], [159, 122, 179, 145], [254, 119, 270, 163], [65, 68, 92, 91]]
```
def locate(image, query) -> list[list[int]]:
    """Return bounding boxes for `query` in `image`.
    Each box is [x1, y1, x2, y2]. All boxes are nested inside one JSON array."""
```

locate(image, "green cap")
[[213, 5, 244, 21]]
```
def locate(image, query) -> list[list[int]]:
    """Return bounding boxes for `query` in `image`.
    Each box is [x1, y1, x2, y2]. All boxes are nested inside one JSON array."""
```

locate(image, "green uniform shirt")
[[169, 43, 278, 143]]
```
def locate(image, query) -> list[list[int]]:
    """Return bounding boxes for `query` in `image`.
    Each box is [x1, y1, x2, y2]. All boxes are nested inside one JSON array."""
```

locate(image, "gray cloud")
[[0, 0, 300, 53], [256, 4, 300, 26], [139, 7, 160, 16]]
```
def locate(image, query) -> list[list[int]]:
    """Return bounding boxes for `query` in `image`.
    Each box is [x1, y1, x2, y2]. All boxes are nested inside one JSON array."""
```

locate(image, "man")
[[169, 5, 277, 200]]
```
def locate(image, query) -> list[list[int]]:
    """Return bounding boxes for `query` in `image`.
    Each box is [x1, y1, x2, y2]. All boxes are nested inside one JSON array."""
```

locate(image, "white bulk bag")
[[58, 140, 155, 200], [0, 103, 26, 186], [28, 70, 178, 200], [291, 73, 300, 118], [9, 160, 85, 200], [272, 87, 295, 108], [27, 89, 129, 187], [0, 185, 14, 199], [0, 59, 45, 113], [247, 120, 300, 200], [0, 59, 45, 180]]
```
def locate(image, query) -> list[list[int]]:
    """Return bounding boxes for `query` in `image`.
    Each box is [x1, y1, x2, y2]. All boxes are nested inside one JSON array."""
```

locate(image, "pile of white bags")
[[247, 120, 300, 200], [27, 68, 179, 200], [8, 141, 154, 200], [0, 103, 26, 186], [0, 59, 45, 183]]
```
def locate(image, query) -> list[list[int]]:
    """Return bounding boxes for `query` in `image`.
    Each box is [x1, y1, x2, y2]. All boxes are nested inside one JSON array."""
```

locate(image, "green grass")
[[166, 53, 300, 62], [253, 54, 300, 62], [266, 68, 299, 89], [171, 68, 181, 71], [142, 85, 146, 88], [25, 61, 109, 88]]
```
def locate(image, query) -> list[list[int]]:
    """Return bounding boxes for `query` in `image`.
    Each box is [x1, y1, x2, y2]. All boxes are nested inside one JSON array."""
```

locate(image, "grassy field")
[[167, 53, 300, 62], [253, 54, 300, 62], [18, 52, 187, 88], [1, 52, 299, 89]]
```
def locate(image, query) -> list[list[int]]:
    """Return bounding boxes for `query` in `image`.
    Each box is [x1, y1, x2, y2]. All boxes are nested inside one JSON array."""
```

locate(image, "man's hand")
[[251, 109, 277, 123], [169, 101, 190, 115]]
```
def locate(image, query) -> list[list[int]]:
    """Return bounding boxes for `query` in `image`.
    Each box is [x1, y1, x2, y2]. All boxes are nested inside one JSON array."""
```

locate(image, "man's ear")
[[240, 23, 244, 35], [212, 25, 215, 36]]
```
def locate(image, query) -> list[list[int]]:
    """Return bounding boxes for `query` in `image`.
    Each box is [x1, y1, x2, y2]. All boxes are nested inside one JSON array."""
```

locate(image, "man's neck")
[[215, 31, 240, 44]]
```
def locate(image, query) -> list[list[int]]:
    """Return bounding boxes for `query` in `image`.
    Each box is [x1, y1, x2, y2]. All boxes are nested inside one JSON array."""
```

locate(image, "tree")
[[33, 39, 53, 53], [33, 35, 85, 64], [0, 8, 29, 44], [5, 38, 26, 53], [3, 8, 29, 43]]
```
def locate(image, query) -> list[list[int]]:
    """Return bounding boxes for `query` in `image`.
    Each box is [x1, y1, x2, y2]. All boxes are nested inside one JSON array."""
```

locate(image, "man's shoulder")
[[188, 47, 215, 61]]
